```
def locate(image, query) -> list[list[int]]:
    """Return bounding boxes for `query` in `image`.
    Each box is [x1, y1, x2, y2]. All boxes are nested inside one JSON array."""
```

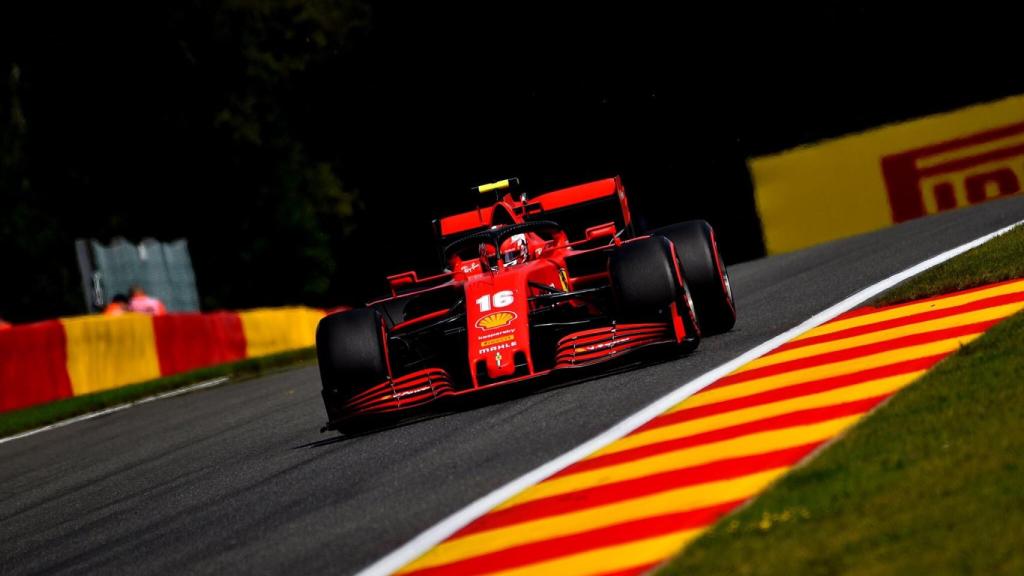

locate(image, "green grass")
[[0, 347, 316, 438], [872, 224, 1024, 306], [658, 224, 1024, 575], [658, 312, 1024, 576]]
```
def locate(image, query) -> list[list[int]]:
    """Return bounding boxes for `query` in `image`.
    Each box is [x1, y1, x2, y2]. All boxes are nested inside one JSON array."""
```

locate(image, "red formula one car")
[[316, 177, 735, 432]]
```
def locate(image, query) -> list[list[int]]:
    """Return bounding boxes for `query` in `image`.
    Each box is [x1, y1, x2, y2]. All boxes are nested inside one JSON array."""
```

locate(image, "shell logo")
[[475, 311, 518, 330]]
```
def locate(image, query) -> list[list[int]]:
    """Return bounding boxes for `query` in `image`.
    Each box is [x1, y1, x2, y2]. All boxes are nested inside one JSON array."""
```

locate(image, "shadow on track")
[[293, 345, 691, 450]]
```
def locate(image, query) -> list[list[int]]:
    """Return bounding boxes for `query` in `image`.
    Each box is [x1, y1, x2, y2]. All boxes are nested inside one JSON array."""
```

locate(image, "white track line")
[[357, 218, 1024, 576], [0, 377, 230, 446]]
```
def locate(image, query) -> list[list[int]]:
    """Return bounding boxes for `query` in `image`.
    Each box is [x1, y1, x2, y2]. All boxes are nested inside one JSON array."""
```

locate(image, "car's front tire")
[[609, 236, 700, 349], [609, 236, 678, 315], [316, 307, 388, 423]]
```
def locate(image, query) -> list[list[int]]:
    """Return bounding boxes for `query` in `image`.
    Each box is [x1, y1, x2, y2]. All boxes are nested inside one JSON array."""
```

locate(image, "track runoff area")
[[361, 219, 1024, 576]]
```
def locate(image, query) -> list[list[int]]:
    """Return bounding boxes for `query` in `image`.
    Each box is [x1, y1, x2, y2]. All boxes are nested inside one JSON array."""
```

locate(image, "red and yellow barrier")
[[751, 94, 1024, 254], [0, 320, 73, 412], [62, 314, 163, 396], [237, 307, 324, 358], [154, 312, 247, 376], [0, 306, 325, 413], [396, 278, 1024, 576]]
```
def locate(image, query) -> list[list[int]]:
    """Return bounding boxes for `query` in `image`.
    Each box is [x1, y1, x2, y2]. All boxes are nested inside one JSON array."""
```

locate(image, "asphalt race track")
[[4, 197, 1024, 575]]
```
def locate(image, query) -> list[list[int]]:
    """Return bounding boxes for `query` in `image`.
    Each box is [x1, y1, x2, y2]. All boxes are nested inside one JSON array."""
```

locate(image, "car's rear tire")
[[655, 220, 736, 334], [316, 308, 388, 423]]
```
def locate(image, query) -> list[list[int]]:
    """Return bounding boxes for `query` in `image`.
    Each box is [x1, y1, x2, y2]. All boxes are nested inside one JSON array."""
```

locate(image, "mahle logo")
[[476, 311, 517, 330]]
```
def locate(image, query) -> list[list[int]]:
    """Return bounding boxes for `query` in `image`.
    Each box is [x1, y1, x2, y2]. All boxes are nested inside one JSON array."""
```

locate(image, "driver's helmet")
[[500, 233, 529, 266]]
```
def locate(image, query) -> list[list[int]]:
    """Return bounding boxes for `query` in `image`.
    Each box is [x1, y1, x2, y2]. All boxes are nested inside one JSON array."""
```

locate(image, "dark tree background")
[[2, 3, 1022, 323]]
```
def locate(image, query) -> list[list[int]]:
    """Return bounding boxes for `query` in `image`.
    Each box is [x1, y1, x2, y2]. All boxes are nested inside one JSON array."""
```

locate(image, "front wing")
[[324, 320, 683, 431]]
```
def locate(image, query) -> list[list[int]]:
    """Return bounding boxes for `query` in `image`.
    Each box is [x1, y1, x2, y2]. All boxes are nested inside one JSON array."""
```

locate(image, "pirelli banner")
[[751, 94, 1024, 254]]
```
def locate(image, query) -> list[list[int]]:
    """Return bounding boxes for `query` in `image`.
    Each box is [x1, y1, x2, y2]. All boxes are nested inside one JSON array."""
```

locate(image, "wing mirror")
[[387, 271, 418, 295], [585, 222, 618, 242]]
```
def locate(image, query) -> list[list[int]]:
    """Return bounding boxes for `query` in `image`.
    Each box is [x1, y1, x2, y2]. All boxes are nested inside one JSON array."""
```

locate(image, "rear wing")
[[433, 176, 635, 245]]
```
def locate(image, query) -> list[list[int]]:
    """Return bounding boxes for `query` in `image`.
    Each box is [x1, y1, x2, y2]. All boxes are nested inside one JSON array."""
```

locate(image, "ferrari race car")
[[316, 177, 735, 432]]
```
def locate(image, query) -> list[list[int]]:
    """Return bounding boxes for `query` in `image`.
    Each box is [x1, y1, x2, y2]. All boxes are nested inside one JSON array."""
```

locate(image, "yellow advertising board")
[[750, 94, 1024, 254], [62, 314, 161, 395], [237, 306, 324, 358]]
